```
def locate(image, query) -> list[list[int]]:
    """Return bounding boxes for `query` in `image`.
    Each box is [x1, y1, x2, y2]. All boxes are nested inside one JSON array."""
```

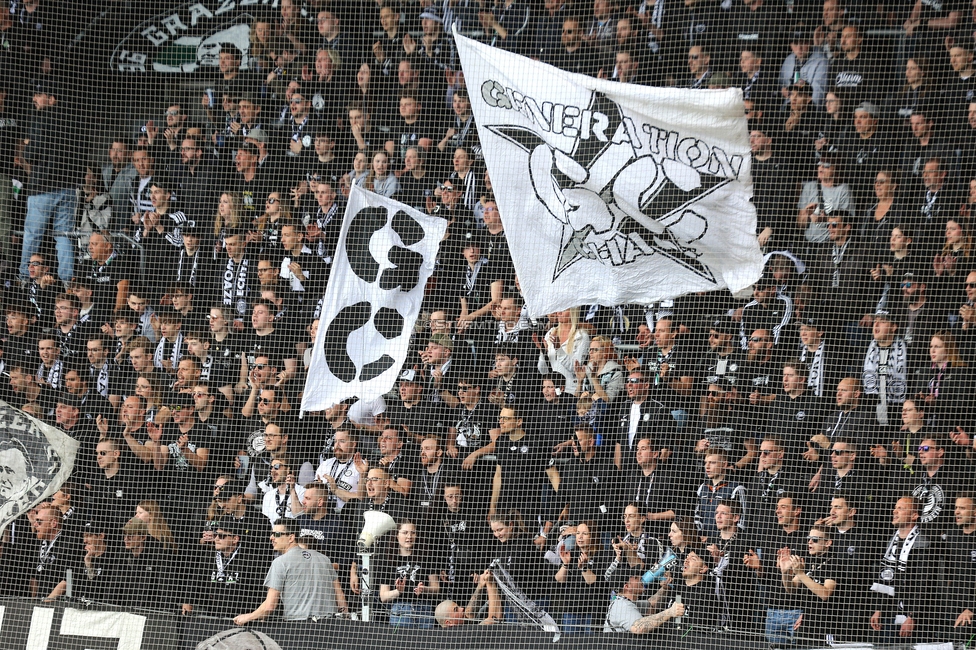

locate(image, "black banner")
[[0, 599, 179, 650], [0, 599, 938, 650]]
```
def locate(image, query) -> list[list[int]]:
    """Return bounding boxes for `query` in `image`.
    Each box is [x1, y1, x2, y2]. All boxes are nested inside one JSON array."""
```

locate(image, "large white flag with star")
[[454, 30, 763, 318]]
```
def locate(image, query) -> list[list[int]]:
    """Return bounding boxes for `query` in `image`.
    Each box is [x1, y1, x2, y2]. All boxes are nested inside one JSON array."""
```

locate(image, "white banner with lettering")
[[302, 186, 446, 411], [453, 30, 763, 318]]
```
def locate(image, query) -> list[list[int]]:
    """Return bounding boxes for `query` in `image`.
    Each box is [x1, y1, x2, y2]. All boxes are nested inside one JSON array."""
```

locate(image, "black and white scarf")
[[879, 526, 922, 584], [177, 248, 202, 286], [800, 342, 826, 397], [862, 339, 908, 400], [222, 257, 250, 317], [214, 546, 241, 582], [154, 332, 184, 370], [464, 256, 487, 295]]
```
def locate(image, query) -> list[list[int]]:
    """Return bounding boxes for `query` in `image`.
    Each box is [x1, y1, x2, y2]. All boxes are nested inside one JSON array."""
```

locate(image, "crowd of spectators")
[[3, 0, 976, 644]]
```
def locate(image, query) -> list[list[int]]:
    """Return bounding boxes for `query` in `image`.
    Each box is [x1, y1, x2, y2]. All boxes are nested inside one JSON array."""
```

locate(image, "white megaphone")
[[358, 511, 396, 551]]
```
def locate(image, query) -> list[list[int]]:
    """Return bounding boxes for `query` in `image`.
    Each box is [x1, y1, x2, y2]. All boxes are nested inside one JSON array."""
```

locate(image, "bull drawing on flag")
[[486, 91, 730, 284]]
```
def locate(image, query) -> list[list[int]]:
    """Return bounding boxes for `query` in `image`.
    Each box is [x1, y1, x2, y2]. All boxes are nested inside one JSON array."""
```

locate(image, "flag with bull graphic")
[[453, 30, 763, 318]]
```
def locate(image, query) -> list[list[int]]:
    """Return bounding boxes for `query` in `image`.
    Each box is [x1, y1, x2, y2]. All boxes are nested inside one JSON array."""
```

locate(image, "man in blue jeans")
[[19, 79, 84, 285]]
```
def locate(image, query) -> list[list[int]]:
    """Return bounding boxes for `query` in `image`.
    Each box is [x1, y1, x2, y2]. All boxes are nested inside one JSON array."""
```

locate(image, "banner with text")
[[454, 31, 763, 317]]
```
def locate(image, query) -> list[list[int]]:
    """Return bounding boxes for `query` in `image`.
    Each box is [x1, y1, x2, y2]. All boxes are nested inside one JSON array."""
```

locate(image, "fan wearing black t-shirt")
[[491, 407, 547, 521], [243, 300, 298, 385], [385, 92, 436, 167]]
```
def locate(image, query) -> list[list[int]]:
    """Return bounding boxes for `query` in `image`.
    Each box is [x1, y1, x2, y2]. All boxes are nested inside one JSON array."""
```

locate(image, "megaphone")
[[641, 549, 678, 585], [358, 511, 396, 551]]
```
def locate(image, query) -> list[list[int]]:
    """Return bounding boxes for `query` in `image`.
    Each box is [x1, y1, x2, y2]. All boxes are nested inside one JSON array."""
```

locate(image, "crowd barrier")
[[0, 598, 962, 650]]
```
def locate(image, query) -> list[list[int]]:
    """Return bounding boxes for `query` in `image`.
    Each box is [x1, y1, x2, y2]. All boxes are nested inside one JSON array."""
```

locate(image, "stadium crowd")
[[2, 0, 976, 644]]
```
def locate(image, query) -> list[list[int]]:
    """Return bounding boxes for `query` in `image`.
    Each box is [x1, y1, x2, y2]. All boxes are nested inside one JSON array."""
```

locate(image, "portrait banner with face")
[[453, 30, 763, 318], [0, 401, 79, 533], [302, 185, 446, 412]]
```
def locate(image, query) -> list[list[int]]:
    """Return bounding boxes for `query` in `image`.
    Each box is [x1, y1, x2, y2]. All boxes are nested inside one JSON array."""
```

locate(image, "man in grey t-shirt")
[[603, 573, 684, 634], [234, 520, 347, 624]]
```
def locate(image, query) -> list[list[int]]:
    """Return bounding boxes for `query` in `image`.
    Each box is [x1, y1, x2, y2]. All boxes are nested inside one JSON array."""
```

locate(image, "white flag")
[[301, 186, 446, 412], [0, 401, 79, 534], [453, 30, 763, 318]]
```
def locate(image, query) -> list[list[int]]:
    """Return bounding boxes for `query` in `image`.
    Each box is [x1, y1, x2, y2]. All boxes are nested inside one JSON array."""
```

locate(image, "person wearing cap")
[[426, 177, 474, 227], [863, 307, 909, 432], [898, 272, 938, 365], [739, 276, 794, 350], [155, 392, 211, 544], [477, 0, 531, 53], [779, 81, 821, 176], [698, 316, 747, 398], [19, 78, 86, 285], [385, 368, 438, 444], [52, 520, 125, 604], [696, 376, 757, 472], [233, 519, 346, 624], [457, 229, 496, 338], [410, 5, 455, 74], [778, 26, 828, 107], [183, 515, 270, 618], [233, 142, 272, 215], [214, 479, 275, 546], [244, 127, 272, 169]]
